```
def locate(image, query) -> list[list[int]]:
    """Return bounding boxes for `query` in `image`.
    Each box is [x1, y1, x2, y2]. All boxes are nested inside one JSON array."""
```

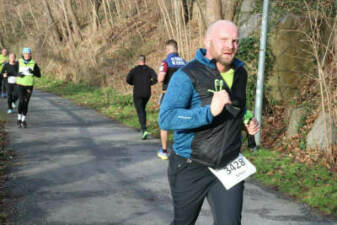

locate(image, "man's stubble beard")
[[209, 42, 234, 67], [215, 55, 233, 67]]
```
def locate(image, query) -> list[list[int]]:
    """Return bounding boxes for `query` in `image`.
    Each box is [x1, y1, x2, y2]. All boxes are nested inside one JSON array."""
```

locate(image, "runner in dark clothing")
[[126, 55, 157, 139], [0, 53, 18, 114]]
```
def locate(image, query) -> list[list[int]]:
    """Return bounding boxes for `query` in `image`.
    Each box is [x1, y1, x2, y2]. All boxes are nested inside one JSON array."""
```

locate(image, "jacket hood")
[[195, 48, 244, 71]]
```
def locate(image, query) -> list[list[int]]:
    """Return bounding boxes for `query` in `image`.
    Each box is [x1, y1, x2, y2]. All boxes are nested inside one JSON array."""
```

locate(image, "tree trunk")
[[42, 0, 63, 43], [0, 34, 4, 48], [28, 0, 40, 31], [182, 0, 194, 23], [222, 0, 238, 21], [91, 0, 102, 31], [206, 0, 222, 25], [61, 0, 75, 45], [334, 20, 337, 63], [64, 0, 82, 41]]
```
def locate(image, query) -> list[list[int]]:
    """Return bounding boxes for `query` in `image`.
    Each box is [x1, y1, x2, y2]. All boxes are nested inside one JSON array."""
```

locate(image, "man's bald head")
[[204, 20, 239, 69], [205, 20, 238, 40]]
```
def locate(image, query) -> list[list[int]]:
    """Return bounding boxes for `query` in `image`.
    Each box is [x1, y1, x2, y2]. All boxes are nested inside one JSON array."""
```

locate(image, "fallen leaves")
[[259, 98, 336, 171]]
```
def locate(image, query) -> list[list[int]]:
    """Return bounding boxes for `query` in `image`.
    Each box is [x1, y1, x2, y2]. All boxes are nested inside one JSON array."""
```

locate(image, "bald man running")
[[159, 20, 259, 225]]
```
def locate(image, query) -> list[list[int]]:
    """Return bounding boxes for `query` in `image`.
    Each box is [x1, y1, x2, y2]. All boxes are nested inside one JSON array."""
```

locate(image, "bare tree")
[[60, 0, 75, 44], [64, 0, 82, 41], [42, 0, 63, 43], [90, 0, 103, 31], [302, 1, 337, 162], [182, 0, 194, 23], [222, 0, 238, 21], [206, 0, 222, 25], [0, 34, 4, 48]]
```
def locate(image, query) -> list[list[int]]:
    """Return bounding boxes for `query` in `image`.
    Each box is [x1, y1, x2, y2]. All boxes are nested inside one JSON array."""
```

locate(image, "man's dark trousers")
[[168, 153, 244, 225], [133, 96, 150, 131]]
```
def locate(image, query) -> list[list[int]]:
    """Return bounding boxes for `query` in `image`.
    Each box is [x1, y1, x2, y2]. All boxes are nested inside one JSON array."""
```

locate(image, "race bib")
[[19, 67, 33, 76], [209, 153, 256, 190], [8, 76, 17, 84]]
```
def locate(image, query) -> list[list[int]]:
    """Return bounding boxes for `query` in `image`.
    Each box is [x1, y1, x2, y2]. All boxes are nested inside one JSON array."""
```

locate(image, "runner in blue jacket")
[[159, 20, 259, 225]]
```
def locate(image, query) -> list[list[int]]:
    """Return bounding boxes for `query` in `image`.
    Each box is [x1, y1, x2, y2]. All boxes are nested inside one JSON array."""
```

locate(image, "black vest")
[[182, 60, 248, 168]]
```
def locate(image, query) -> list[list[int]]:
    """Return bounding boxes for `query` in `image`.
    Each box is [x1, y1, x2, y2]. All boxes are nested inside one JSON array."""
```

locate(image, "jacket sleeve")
[[33, 64, 41, 77], [159, 70, 213, 130], [126, 68, 134, 85], [149, 68, 157, 85]]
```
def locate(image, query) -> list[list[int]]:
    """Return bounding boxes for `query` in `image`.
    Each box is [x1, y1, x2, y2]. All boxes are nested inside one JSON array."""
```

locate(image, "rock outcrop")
[[306, 111, 337, 152], [268, 14, 315, 103], [286, 107, 306, 138]]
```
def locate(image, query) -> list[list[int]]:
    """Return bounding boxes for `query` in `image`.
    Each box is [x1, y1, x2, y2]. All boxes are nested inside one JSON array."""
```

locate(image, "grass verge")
[[244, 149, 337, 217], [0, 113, 13, 224], [36, 76, 337, 218]]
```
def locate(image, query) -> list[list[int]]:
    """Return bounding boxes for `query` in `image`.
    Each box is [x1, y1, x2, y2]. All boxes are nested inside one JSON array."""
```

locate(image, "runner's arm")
[[158, 72, 166, 83], [32, 64, 41, 77], [149, 68, 158, 85], [14, 62, 19, 76], [159, 71, 213, 130], [126, 68, 135, 85], [158, 61, 167, 83]]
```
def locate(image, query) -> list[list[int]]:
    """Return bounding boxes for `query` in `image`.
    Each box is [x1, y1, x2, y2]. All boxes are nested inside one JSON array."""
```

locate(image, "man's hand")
[[28, 68, 34, 74], [245, 118, 259, 135], [210, 90, 231, 117], [3, 73, 7, 78], [18, 72, 25, 78]]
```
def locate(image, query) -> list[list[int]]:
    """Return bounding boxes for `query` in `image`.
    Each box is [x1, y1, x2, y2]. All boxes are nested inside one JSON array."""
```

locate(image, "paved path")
[[3, 90, 336, 225]]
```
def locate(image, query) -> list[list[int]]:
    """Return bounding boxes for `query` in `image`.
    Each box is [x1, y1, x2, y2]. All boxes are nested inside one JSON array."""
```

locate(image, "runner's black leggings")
[[17, 85, 33, 116], [168, 153, 244, 225], [133, 96, 150, 130], [6, 83, 18, 109]]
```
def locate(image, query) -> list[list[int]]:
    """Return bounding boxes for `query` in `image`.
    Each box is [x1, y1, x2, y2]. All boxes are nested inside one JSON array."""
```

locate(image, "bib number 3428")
[[209, 154, 256, 190], [225, 157, 246, 175]]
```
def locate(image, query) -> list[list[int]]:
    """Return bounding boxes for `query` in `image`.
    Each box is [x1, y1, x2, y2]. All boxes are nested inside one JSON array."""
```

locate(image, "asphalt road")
[[3, 90, 336, 225]]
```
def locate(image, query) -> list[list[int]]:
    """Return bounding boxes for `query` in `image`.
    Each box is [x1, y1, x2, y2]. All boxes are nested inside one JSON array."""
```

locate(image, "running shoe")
[[17, 120, 22, 128], [21, 121, 27, 128], [142, 131, 148, 140], [7, 109, 13, 114], [157, 149, 168, 160], [12, 102, 16, 109]]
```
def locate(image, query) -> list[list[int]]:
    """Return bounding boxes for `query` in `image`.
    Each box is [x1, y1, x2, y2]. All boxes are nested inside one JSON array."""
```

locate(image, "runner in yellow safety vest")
[[16, 47, 41, 128]]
